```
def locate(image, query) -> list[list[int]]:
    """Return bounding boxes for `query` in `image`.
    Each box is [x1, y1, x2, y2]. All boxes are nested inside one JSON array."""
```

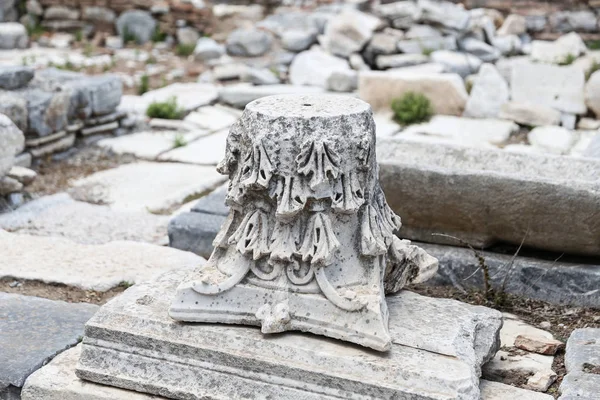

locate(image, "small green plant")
[[83, 42, 93, 57], [465, 79, 473, 94], [151, 28, 167, 43], [118, 281, 134, 289], [391, 92, 434, 125], [75, 29, 83, 42], [586, 40, 600, 50], [138, 74, 150, 95], [558, 53, 577, 66], [175, 43, 195, 57], [146, 96, 184, 119], [586, 60, 600, 81], [421, 47, 434, 56], [173, 133, 187, 148], [146, 55, 157, 64], [121, 26, 137, 44], [26, 21, 45, 39]]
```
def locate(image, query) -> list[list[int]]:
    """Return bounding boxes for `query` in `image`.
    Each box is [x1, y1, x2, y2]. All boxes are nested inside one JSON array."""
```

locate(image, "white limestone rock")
[[511, 60, 586, 115], [501, 313, 555, 348], [176, 27, 199, 46], [479, 380, 554, 400], [498, 102, 561, 127], [193, 37, 225, 62], [549, 11, 598, 32], [375, 53, 429, 69], [0, 66, 34, 90], [0, 22, 28, 49], [0, 229, 205, 291], [289, 47, 350, 87], [459, 36, 501, 63], [585, 70, 600, 117], [577, 117, 600, 130], [497, 14, 527, 36], [97, 130, 209, 160], [430, 50, 482, 77], [0, 113, 25, 177], [358, 71, 468, 114], [226, 28, 272, 57], [241, 67, 280, 85], [528, 126, 577, 155], [69, 162, 227, 214], [184, 105, 241, 132], [158, 129, 228, 165], [21, 345, 158, 400], [530, 32, 587, 65], [418, 0, 470, 31], [0, 193, 170, 245], [219, 84, 326, 109], [396, 36, 457, 54], [326, 69, 358, 92], [115, 10, 156, 45], [464, 64, 509, 119], [321, 8, 381, 58], [281, 29, 317, 52], [123, 83, 218, 114], [400, 115, 517, 147], [6, 166, 35, 185]]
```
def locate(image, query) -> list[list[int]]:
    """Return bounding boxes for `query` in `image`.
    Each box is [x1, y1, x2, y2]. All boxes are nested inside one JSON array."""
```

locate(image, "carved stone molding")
[[169, 94, 437, 351]]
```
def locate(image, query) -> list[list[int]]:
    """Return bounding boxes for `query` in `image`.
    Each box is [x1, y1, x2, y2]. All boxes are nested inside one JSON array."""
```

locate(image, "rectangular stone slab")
[[76, 268, 496, 400]]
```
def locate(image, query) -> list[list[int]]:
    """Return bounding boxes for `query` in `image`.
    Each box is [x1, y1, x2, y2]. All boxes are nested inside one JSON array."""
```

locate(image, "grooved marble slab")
[[76, 268, 502, 400]]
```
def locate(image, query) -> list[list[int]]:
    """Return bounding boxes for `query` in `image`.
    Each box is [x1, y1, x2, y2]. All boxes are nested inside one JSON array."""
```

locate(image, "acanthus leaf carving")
[[360, 205, 388, 256], [296, 141, 341, 191], [228, 208, 271, 260], [332, 171, 365, 214], [241, 140, 274, 189], [274, 176, 307, 220], [269, 220, 299, 262], [298, 212, 340, 267]]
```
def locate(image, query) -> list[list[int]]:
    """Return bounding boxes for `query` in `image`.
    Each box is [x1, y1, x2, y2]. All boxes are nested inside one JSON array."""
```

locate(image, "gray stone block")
[[565, 328, 600, 373], [168, 211, 226, 259], [0, 293, 98, 399], [422, 243, 600, 309], [76, 268, 502, 399], [189, 183, 229, 216], [115, 10, 156, 45], [377, 139, 600, 256], [0, 66, 34, 90]]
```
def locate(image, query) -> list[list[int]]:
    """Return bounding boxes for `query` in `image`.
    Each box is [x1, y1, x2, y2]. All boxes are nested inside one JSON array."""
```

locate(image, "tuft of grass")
[[421, 47, 434, 56], [121, 26, 137, 44], [118, 281, 134, 288], [75, 29, 83, 42], [465, 79, 473, 94], [173, 133, 187, 148], [146, 96, 184, 120], [586, 40, 600, 50], [146, 55, 157, 64], [138, 74, 149, 95], [26, 21, 45, 39], [391, 92, 434, 125], [151, 28, 167, 43], [175, 43, 195, 57], [83, 42, 93, 57], [586, 60, 600, 81], [558, 53, 577, 66]]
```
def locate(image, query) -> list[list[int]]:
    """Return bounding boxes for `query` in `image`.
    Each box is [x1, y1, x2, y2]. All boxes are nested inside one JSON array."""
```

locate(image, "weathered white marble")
[[158, 129, 228, 165], [69, 162, 226, 214], [0, 229, 205, 291], [76, 267, 501, 399], [170, 95, 437, 352]]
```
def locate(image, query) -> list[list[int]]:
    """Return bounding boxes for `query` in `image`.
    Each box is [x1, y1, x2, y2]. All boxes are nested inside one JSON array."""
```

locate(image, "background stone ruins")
[[0, 0, 599, 399]]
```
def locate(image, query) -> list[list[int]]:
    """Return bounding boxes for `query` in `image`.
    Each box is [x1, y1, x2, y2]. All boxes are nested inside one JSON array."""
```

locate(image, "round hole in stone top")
[[303, 103, 312, 107]]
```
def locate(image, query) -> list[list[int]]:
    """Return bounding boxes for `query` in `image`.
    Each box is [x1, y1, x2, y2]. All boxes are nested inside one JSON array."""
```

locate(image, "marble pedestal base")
[[76, 268, 502, 400]]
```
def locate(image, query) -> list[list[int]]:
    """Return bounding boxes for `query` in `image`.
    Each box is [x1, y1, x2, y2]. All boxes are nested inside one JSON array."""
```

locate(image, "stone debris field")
[[0, 0, 599, 399]]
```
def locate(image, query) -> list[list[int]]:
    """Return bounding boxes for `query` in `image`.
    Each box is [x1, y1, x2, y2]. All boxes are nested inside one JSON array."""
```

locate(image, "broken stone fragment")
[[515, 334, 565, 355]]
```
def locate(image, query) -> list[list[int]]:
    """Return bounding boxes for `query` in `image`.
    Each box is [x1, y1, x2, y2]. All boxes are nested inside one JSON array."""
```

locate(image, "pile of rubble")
[[0, 66, 123, 164]]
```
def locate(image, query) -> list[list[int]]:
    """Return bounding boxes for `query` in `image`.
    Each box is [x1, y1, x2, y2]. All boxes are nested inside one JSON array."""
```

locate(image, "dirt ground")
[[27, 146, 136, 196]]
